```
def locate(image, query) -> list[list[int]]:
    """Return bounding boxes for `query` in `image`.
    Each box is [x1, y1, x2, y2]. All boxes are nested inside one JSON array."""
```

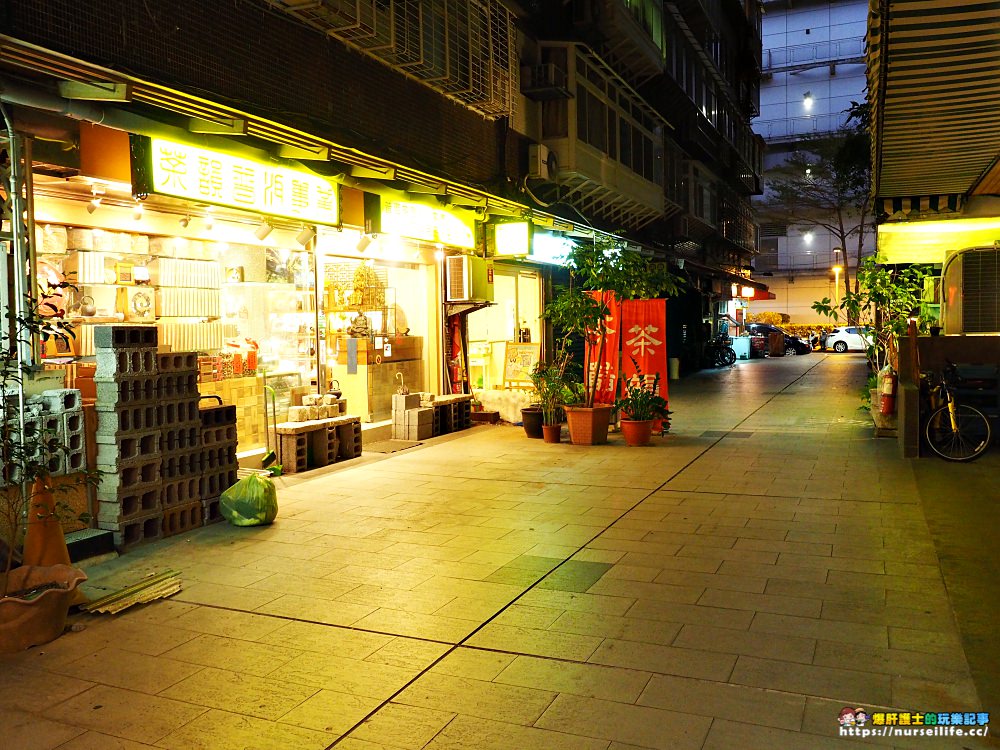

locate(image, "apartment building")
[[751, 0, 870, 322]]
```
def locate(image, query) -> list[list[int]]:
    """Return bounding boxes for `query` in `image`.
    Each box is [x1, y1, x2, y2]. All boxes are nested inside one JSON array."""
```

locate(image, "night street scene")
[[1, 1, 999, 748]]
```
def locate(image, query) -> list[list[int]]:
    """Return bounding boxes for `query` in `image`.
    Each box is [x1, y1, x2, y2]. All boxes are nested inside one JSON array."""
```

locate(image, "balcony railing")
[[754, 113, 851, 142], [762, 39, 865, 75]]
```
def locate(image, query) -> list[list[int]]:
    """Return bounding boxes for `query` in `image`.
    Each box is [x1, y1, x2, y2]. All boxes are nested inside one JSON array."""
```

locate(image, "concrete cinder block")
[[199, 404, 237, 427], [96, 489, 161, 523], [161, 425, 200, 452], [61, 410, 84, 438], [156, 351, 198, 373], [158, 400, 200, 427], [161, 501, 204, 538], [95, 378, 157, 407], [100, 512, 163, 552], [392, 393, 420, 412], [95, 348, 157, 378], [162, 477, 200, 508], [95, 405, 159, 441], [97, 459, 161, 495], [404, 407, 433, 426], [96, 429, 160, 468], [94, 324, 158, 350], [40, 388, 82, 413]]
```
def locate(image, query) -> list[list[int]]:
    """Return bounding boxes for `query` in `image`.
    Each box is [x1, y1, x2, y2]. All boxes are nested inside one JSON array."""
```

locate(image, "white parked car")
[[825, 326, 872, 353]]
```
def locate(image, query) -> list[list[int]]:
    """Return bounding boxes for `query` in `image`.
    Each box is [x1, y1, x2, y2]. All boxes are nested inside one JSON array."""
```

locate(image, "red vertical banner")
[[586, 291, 620, 405], [620, 299, 668, 410]]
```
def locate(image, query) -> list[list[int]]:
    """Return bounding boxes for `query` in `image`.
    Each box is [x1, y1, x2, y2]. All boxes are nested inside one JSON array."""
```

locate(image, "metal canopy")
[[867, 0, 1000, 200]]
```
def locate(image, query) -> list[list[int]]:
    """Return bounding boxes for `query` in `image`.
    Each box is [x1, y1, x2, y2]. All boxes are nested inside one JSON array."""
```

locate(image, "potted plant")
[[1, 285, 90, 653], [544, 234, 680, 445], [613, 366, 670, 447], [529, 354, 572, 444]]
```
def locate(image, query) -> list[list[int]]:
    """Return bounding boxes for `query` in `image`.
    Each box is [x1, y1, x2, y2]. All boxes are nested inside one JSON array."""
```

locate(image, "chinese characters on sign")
[[625, 324, 662, 358], [149, 138, 339, 225], [381, 200, 475, 248]]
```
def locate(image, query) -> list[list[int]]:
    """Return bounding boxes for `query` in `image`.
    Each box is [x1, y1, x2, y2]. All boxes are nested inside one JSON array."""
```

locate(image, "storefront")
[[466, 225, 570, 420], [19, 123, 473, 449]]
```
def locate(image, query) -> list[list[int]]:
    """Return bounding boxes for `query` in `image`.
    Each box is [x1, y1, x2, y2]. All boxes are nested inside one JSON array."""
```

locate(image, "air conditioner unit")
[[446, 255, 494, 302], [528, 143, 557, 181]]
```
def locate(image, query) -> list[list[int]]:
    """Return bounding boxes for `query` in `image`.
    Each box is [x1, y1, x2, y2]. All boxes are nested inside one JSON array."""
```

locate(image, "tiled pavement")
[[2, 353, 997, 750]]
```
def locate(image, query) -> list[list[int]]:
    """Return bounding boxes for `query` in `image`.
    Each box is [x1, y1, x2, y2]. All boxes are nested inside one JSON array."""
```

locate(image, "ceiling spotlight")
[[132, 201, 144, 221], [296, 225, 317, 246], [179, 215, 191, 228], [434, 249, 445, 262], [254, 220, 273, 241], [87, 184, 104, 214], [204, 208, 214, 231], [356, 234, 373, 254]]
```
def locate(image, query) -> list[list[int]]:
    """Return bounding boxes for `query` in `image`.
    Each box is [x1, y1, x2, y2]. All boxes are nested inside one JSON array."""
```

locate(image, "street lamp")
[[832, 264, 843, 298]]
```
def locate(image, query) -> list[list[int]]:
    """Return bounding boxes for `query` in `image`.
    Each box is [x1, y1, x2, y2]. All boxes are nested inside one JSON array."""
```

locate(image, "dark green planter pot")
[[521, 407, 544, 439]]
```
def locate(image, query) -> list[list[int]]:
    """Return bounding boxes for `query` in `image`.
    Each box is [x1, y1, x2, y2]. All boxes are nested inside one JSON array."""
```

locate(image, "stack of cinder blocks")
[[94, 326, 163, 551], [39, 389, 86, 475], [0, 388, 86, 483], [392, 393, 433, 441], [198, 403, 238, 524], [157, 351, 206, 536]]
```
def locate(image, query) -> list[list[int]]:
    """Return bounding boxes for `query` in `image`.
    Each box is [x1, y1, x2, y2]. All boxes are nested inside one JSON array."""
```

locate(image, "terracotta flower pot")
[[0, 564, 87, 653], [564, 405, 613, 445], [542, 423, 562, 443], [620, 419, 654, 447]]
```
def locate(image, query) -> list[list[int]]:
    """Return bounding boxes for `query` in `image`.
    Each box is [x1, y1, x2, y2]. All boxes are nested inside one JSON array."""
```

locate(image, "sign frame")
[[131, 135, 339, 226], [502, 341, 540, 389]]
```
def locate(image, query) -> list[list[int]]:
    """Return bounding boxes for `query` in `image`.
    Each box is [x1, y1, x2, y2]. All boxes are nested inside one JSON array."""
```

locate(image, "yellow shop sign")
[[381, 200, 475, 248], [147, 137, 339, 225]]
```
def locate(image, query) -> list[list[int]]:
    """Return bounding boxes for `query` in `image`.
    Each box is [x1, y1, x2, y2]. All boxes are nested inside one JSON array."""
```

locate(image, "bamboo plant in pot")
[[614, 366, 671, 447], [528, 347, 575, 444], [1, 287, 91, 653], [544, 235, 681, 445]]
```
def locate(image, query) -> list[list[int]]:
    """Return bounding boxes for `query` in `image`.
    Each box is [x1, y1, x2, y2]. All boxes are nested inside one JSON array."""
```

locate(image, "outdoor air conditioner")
[[528, 143, 557, 181], [446, 255, 494, 302]]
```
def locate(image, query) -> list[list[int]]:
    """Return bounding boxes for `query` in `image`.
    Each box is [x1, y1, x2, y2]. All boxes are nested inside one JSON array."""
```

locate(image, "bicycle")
[[923, 363, 992, 462], [704, 334, 737, 368]]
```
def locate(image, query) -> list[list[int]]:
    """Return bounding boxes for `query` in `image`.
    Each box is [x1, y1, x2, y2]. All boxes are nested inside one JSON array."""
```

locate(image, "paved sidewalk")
[[1, 354, 996, 750]]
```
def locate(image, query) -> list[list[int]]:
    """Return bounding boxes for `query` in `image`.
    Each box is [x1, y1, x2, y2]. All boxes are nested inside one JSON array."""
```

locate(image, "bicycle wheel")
[[718, 347, 736, 366], [925, 404, 992, 461]]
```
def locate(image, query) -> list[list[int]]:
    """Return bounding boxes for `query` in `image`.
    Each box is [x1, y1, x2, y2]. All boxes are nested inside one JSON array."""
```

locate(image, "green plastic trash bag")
[[220, 474, 278, 527]]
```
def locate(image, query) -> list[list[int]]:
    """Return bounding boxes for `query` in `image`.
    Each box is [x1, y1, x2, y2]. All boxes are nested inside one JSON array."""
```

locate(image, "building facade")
[[2, 0, 765, 415], [751, 0, 870, 323]]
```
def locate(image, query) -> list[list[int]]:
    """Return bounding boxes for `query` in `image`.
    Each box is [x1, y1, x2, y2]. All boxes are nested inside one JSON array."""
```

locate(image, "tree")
[[812, 256, 928, 373], [758, 102, 872, 310], [544, 235, 681, 408]]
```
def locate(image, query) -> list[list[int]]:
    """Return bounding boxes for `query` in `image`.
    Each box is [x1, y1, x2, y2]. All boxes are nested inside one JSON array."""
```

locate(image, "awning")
[[868, 0, 1000, 200], [682, 259, 769, 292]]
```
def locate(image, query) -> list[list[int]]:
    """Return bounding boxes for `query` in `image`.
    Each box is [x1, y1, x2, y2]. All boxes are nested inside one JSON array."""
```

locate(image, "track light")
[[296, 225, 317, 246], [254, 220, 273, 241], [204, 208, 214, 231], [179, 215, 191, 228], [132, 201, 144, 221], [356, 234, 372, 253], [87, 185, 104, 214]]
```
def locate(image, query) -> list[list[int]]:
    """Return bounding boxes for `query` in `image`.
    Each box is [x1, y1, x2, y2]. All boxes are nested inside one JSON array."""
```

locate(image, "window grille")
[[267, 0, 515, 118]]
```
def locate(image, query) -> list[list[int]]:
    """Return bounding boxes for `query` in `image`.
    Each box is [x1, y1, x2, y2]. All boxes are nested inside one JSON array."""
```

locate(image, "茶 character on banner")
[[625, 324, 662, 357]]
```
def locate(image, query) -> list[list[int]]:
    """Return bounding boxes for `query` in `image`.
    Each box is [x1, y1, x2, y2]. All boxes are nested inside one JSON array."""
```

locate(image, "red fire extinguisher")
[[880, 367, 898, 415]]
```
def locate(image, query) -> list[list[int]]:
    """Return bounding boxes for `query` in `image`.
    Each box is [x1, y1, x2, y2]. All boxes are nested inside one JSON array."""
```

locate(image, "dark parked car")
[[745, 323, 812, 356]]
